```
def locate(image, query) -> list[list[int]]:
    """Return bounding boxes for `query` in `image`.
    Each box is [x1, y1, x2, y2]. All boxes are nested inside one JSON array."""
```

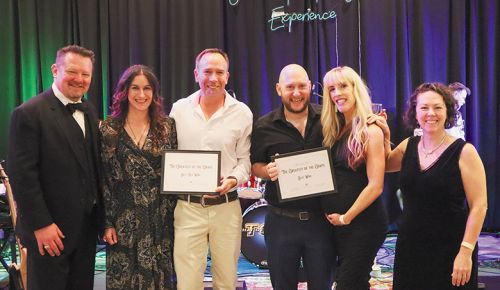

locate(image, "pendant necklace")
[[126, 119, 149, 147], [421, 134, 446, 158]]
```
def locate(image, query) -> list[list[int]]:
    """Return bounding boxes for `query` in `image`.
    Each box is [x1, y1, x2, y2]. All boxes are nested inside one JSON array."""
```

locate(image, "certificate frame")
[[161, 150, 221, 195], [271, 147, 337, 202]]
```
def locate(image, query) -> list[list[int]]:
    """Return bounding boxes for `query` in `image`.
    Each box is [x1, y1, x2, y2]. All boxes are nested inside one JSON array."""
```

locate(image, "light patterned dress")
[[100, 117, 177, 290]]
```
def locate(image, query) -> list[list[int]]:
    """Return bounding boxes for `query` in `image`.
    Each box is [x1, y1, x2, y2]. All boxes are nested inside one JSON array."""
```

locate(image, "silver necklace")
[[421, 134, 446, 158]]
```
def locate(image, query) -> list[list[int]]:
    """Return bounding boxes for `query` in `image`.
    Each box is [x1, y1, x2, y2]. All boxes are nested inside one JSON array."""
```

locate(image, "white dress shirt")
[[170, 90, 253, 187], [52, 83, 85, 136]]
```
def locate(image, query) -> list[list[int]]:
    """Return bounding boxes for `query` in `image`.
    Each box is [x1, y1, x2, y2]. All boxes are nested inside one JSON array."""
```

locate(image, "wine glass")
[[371, 103, 383, 114]]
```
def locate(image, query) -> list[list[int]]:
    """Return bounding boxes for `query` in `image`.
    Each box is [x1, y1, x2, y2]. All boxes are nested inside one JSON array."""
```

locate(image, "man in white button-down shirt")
[[170, 48, 253, 290]]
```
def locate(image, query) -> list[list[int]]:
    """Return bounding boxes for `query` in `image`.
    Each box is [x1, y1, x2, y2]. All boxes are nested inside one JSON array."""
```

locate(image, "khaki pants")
[[174, 199, 242, 290]]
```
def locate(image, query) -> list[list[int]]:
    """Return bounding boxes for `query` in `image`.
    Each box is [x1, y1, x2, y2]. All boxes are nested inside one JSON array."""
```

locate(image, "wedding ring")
[[44, 245, 50, 249]]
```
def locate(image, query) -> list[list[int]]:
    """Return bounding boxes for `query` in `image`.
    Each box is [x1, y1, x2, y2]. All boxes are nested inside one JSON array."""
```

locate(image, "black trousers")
[[27, 212, 98, 290], [334, 221, 386, 290], [265, 210, 336, 290]]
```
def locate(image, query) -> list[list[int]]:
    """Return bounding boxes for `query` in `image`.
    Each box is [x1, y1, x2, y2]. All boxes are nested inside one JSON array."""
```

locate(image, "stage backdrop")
[[0, 0, 499, 229]]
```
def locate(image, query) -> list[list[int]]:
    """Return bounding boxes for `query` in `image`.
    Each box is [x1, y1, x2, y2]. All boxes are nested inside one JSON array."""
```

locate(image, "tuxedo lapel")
[[46, 92, 89, 172], [83, 99, 101, 167]]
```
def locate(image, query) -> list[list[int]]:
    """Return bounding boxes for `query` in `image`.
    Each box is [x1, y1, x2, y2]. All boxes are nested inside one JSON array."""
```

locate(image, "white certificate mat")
[[161, 150, 221, 195], [272, 147, 337, 202]]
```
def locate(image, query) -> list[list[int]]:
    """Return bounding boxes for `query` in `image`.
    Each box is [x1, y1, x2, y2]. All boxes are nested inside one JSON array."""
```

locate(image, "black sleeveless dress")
[[322, 133, 388, 290], [394, 136, 478, 290]]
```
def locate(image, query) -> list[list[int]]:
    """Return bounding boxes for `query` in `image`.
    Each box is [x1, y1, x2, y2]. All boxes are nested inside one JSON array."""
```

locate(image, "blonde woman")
[[321, 66, 388, 290]]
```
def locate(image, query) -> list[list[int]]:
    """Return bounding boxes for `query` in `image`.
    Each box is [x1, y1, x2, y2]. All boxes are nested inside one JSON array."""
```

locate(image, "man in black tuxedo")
[[7, 45, 101, 290]]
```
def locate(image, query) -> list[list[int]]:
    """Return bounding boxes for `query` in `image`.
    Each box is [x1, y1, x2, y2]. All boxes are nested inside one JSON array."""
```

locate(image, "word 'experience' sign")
[[229, 0, 352, 32], [269, 6, 336, 32]]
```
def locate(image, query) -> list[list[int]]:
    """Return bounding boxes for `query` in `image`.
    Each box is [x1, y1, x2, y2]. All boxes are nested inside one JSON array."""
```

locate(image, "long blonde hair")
[[321, 66, 373, 169]]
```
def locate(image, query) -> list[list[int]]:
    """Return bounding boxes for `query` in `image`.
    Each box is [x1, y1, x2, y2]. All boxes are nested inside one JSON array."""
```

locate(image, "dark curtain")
[[0, 0, 498, 229]]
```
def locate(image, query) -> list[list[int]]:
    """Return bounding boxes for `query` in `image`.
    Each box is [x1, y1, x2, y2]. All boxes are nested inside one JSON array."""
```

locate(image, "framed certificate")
[[161, 150, 221, 195], [272, 147, 337, 202]]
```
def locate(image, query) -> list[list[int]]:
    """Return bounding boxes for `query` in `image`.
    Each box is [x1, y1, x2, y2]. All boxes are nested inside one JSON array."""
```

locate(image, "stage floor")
[[0, 233, 497, 289], [90, 233, 500, 290]]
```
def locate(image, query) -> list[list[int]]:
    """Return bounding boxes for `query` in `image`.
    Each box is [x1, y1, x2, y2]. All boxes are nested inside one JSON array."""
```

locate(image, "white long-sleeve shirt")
[[170, 90, 253, 187]]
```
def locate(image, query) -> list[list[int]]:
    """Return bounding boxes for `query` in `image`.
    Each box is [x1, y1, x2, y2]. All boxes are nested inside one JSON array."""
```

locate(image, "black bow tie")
[[66, 102, 87, 114]]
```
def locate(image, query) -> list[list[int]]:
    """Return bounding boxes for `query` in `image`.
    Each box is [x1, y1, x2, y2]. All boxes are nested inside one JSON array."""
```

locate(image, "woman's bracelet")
[[339, 214, 346, 225], [461, 241, 475, 251]]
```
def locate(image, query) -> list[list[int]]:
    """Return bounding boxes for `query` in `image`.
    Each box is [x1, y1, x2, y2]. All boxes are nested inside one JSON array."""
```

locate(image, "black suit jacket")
[[7, 88, 102, 252]]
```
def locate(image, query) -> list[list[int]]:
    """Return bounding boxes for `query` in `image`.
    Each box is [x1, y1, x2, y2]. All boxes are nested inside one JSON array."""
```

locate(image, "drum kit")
[[238, 175, 268, 268], [238, 176, 308, 281]]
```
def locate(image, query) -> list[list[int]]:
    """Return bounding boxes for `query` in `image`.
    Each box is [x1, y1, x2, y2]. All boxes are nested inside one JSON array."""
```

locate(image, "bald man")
[[251, 64, 335, 289]]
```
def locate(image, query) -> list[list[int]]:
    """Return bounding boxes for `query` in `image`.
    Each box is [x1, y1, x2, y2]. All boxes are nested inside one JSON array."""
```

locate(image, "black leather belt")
[[269, 205, 319, 221], [178, 191, 238, 207]]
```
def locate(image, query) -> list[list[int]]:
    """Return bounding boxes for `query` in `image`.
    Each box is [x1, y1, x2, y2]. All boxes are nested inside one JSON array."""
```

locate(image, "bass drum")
[[241, 199, 268, 268]]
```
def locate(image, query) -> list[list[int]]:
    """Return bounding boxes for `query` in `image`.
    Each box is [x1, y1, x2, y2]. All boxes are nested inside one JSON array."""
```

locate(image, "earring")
[[413, 124, 423, 136]]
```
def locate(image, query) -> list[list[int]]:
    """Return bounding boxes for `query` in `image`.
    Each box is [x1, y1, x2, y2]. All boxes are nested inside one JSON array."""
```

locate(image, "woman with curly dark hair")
[[100, 65, 177, 289], [371, 82, 487, 289]]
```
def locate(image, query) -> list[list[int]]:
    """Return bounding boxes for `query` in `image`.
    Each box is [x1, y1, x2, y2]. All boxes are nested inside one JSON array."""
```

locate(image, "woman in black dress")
[[101, 65, 177, 289], [320, 66, 388, 290], [371, 82, 487, 289]]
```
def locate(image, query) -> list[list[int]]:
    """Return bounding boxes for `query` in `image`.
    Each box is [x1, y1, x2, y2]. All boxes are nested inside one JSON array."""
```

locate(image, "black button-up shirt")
[[250, 103, 324, 211]]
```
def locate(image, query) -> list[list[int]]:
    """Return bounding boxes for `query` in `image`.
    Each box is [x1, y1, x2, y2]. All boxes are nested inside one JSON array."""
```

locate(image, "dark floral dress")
[[100, 117, 177, 290]]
